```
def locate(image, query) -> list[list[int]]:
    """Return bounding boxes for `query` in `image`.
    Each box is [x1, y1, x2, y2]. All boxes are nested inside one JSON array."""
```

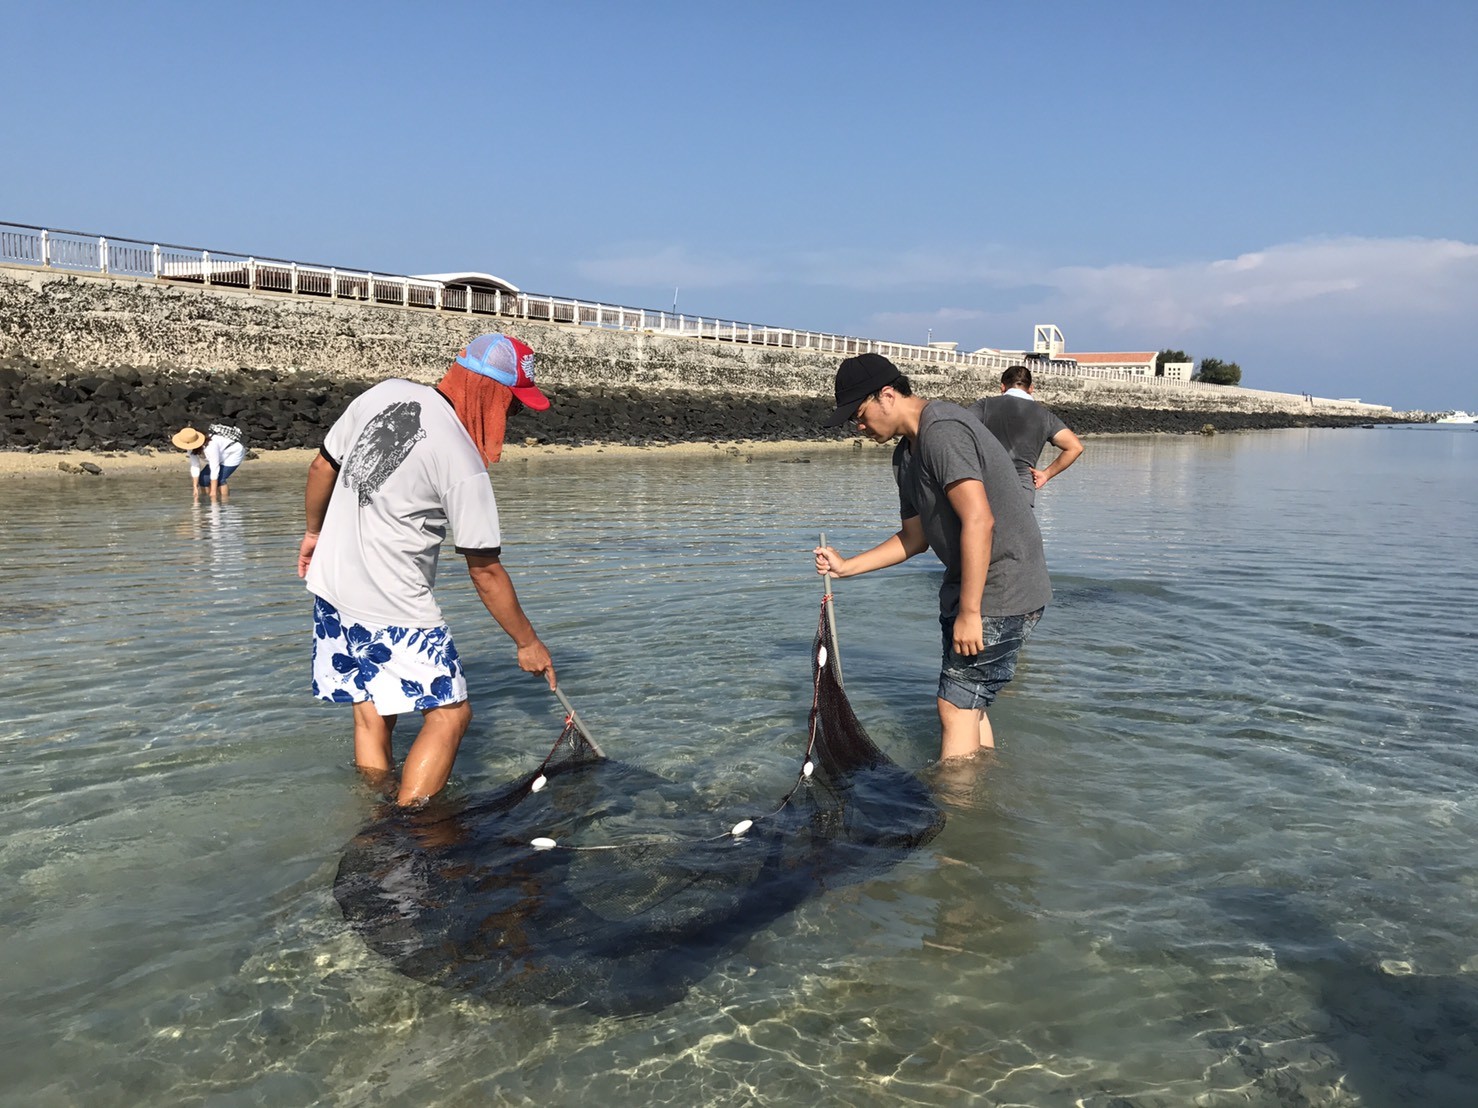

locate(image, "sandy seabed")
[[0, 438, 873, 481]]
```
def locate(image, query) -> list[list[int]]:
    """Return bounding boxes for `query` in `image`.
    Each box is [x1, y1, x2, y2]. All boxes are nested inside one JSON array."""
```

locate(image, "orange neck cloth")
[[437, 363, 512, 465]]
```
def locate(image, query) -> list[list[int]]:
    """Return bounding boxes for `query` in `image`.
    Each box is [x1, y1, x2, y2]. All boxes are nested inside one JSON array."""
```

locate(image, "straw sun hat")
[[171, 426, 206, 451]]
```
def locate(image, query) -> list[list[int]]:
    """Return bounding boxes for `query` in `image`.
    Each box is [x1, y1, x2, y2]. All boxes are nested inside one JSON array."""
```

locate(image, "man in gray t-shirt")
[[814, 354, 1052, 762], [968, 364, 1083, 508]]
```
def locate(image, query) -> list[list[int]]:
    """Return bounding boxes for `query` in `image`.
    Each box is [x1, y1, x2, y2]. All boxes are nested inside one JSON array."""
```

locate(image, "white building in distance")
[[979, 325, 1191, 382]]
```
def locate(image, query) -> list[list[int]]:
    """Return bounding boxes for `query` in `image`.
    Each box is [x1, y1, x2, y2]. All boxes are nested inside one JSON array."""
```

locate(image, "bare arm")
[[465, 553, 556, 689], [944, 478, 993, 656], [814, 515, 928, 578], [1031, 428, 1084, 489], [297, 453, 337, 578]]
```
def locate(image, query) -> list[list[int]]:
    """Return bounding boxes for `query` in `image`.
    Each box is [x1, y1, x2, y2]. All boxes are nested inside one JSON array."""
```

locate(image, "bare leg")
[[396, 701, 472, 806], [928, 746, 999, 808], [938, 698, 988, 761], [978, 710, 996, 750], [352, 701, 398, 791]]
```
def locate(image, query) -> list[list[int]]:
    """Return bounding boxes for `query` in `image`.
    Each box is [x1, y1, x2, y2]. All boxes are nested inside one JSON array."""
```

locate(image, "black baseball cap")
[[825, 353, 902, 426]]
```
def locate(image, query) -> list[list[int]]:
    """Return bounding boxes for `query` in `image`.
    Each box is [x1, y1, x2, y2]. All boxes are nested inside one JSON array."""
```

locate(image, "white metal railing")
[[0, 220, 1387, 406], [0, 221, 1038, 374]]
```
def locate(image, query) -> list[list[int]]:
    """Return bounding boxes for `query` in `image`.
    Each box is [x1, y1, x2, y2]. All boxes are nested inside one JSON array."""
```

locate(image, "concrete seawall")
[[1, 264, 1390, 416], [1, 265, 866, 399]]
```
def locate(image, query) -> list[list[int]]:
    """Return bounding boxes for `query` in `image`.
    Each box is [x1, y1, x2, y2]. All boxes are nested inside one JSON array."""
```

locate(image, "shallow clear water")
[[2, 428, 1476, 1106]]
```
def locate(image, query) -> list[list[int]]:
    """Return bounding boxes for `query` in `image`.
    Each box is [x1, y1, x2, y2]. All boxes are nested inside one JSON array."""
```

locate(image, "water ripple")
[[2, 429, 1476, 1104]]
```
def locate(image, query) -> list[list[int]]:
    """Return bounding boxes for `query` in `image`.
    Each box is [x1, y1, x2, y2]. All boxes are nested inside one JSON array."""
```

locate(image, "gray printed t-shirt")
[[966, 394, 1068, 508], [893, 401, 1052, 619], [305, 379, 502, 627]]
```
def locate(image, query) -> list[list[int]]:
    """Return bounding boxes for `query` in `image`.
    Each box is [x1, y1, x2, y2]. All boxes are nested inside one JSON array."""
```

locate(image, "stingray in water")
[[332, 597, 946, 1016]]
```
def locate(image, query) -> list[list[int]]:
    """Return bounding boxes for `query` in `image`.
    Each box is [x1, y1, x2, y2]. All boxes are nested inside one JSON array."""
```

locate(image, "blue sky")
[[3, 1, 1475, 410]]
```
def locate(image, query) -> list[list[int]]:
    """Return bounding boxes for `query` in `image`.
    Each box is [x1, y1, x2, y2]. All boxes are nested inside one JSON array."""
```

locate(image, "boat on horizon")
[[1435, 410, 1477, 424]]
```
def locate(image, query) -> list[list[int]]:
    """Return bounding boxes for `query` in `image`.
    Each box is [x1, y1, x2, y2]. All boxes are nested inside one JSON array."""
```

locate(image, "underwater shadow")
[[1210, 887, 1478, 1108]]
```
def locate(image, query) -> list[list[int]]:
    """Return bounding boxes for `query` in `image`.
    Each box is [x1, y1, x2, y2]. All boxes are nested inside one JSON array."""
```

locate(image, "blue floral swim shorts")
[[310, 596, 468, 715]]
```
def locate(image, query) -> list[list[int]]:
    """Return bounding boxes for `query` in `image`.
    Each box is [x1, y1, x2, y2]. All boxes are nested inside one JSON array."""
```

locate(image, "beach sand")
[[0, 438, 872, 481]]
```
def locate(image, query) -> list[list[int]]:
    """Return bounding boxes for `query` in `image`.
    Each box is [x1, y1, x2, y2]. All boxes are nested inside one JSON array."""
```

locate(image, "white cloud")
[[857, 236, 1478, 376], [870, 305, 992, 338], [574, 244, 770, 289], [1045, 237, 1478, 338], [575, 242, 1022, 292], [579, 235, 1478, 331], [571, 235, 1478, 405]]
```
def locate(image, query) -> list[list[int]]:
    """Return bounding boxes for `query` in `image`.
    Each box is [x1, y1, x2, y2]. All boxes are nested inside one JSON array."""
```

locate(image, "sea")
[[1, 425, 1475, 1107]]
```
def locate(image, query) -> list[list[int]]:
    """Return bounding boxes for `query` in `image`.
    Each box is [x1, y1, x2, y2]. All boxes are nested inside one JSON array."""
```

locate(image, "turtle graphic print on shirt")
[[341, 400, 426, 506]]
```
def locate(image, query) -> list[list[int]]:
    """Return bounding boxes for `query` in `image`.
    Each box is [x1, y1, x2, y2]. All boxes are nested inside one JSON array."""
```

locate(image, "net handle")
[[819, 531, 844, 688], [552, 683, 606, 759]]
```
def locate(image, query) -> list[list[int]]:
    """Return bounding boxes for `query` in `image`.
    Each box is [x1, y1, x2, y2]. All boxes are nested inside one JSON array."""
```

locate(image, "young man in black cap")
[[814, 353, 1052, 761]]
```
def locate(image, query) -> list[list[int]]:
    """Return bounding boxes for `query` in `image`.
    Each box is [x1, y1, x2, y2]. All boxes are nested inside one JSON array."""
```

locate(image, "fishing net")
[[333, 594, 947, 1015]]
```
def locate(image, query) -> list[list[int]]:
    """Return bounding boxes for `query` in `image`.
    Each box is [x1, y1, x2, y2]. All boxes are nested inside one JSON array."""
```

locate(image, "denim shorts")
[[937, 607, 1044, 710], [196, 464, 239, 486], [310, 596, 468, 715]]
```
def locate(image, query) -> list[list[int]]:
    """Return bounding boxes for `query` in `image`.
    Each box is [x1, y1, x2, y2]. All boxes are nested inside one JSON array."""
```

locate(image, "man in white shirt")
[[297, 333, 556, 806]]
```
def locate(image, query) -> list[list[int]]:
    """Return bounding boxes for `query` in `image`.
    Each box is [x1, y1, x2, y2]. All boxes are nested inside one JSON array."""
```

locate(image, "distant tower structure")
[[1033, 324, 1065, 358]]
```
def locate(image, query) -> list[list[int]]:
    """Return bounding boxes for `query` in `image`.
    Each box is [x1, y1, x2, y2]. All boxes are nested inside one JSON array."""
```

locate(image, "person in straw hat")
[[297, 333, 556, 806], [171, 423, 247, 502]]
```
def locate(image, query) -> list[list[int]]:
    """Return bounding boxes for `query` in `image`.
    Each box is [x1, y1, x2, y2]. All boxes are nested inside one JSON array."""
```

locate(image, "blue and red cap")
[[454, 333, 551, 411]]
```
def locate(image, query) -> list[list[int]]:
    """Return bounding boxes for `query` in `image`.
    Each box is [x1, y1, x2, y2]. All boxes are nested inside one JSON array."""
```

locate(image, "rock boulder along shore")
[[0, 358, 1400, 454]]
